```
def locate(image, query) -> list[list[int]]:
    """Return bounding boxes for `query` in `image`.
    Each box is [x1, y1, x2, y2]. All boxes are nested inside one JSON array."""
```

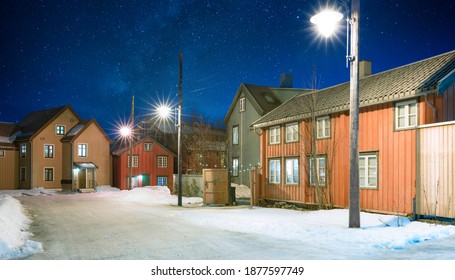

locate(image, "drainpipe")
[[425, 94, 437, 122]]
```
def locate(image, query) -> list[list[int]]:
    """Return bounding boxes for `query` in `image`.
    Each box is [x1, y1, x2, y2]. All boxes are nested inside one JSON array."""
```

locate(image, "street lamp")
[[311, 0, 360, 228], [119, 123, 134, 190]]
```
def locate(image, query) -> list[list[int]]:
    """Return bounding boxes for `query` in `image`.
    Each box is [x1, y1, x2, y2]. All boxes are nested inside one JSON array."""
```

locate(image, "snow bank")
[[0, 187, 57, 197], [231, 183, 251, 198], [121, 186, 203, 206], [0, 195, 42, 260], [96, 185, 121, 192]]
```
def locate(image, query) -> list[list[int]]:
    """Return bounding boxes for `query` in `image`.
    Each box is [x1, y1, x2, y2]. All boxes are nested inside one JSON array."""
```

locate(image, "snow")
[[1, 186, 455, 260]]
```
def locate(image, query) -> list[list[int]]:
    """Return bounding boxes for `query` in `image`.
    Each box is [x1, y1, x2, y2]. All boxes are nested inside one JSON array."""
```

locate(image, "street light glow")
[[119, 126, 131, 137], [310, 9, 343, 38], [157, 105, 172, 119]]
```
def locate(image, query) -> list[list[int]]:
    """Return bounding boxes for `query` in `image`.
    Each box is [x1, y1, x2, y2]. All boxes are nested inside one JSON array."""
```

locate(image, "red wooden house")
[[251, 50, 455, 217], [112, 136, 175, 190]]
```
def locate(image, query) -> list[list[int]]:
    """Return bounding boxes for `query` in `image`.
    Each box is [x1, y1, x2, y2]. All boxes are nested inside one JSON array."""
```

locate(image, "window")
[[157, 156, 168, 168], [20, 167, 26, 182], [157, 176, 168, 186], [44, 144, 54, 158], [144, 142, 153, 151], [285, 123, 298, 142], [0, 150, 4, 157], [20, 144, 26, 158], [44, 168, 54, 181], [239, 97, 246, 112], [128, 155, 139, 168], [268, 159, 281, 184], [232, 125, 239, 145], [232, 158, 239, 177], [359, 153, 378, 189], [317, 116, 331, 139], [308, 155, 326, 186], [395, 100, 417, 129], [269, 126, 281, 144], [285, 158, 299, 184], [78, 144, 87, 157], [56, 125, 65, 135]]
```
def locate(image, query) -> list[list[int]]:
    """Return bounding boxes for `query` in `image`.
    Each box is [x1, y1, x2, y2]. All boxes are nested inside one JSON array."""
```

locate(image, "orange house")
[[251, 50, 455, 216], [112, 136, 175, 190]]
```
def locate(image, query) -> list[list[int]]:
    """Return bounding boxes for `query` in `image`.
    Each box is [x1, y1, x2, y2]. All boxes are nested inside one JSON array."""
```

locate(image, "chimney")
[[359, 60, 372, 78], [279, 72, 293, 88]]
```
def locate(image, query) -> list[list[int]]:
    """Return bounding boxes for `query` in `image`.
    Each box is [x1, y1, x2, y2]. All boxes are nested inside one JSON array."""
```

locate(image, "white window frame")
[[232, 158, 239, 177], [78, 144, 88, 157], [316, 116, 331, 139], [395, 100, 418, 130], [285, 158, 299, 185], [268, 158, 281, 184], [269, 126, 281, 145], [144, 142, 153, 151], [44, 167, 54, 181], [20, 144, 26, 158], [359, 153, 378, 189], [232, 125, 239, 145], [128, 155, 139, 168], [157, 156, 168, 168], [0, 150, 4, 157], [157, 176, 168, 186], [44, 144, 54, 158], [308, 155, 326, 187], [285, 122, 299, 143], [56, 125, 66, 135], [239, 97, 246, 112]]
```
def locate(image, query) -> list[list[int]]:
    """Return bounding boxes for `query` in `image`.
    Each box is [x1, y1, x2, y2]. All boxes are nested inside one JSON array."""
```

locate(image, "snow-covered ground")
[[1, 186, 455, 260]]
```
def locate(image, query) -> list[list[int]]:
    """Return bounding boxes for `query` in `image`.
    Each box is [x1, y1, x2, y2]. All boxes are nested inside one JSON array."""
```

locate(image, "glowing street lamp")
[[311, 0, 361, 228]]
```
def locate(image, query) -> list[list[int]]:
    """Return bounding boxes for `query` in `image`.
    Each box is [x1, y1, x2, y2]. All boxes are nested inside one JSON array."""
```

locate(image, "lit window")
[[285, 158, 299, 184], [395, 100, 417, 129], [44, 168, 54, 181], [359, 153, 378, 189], [269, 126, 281, 145], [157, 177, 168, 186], [269, 159, 281, 184], [157, 156, 168, 168], [285, 123, 298, 142], [44, 144, 54, 158], [78, 144, 87, 157], [20, 144, 26, 158], [316, 116, 330, 139], [232, 158, 239, 177], [56, 125, 65, 135], [308, 155, 326, 187], [232, 125, 239, 145]]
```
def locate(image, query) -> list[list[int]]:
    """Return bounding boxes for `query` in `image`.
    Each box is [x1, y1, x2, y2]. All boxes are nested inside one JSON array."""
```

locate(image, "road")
[[17, 193, 455, 260]]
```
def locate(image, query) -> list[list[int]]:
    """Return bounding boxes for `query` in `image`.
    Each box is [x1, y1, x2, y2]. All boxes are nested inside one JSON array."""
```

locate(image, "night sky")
[[1, 0, 454, 136]]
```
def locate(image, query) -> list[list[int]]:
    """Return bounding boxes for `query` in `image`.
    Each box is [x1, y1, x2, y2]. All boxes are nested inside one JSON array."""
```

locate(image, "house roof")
[[11, 105, 81, 141], [0, 122, 16, 147], [111, 135, 176, 157], [61, 119, 111, 144], [252, 50, 455, 128]]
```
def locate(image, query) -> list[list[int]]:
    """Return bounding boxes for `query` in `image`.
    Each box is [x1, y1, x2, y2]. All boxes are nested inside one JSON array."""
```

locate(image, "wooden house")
[[251, 50, 455, 217], [112, 136, 175, 190]]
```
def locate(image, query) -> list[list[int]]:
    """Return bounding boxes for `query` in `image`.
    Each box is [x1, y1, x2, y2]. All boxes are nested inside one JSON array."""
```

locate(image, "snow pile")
[[121, 186, 203, 206], [178, 208, 455, 253], [0, 187, 57, 197], [231, 183, 251, 198], [96, 185, 120, 192], [0, 195, 42, 260]]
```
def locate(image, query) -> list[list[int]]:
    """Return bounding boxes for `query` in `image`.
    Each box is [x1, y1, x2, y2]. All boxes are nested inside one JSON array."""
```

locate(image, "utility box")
[[203, 169, 228, 205]]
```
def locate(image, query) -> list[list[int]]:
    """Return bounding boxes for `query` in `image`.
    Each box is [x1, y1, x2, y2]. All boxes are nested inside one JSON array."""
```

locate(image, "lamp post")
[[311, 0, 360, 228], [120, 124, 133, 190]]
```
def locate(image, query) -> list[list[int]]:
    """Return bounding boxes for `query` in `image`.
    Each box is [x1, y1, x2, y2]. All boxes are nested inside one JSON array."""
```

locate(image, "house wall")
[[0, 148, 18, 190], [61, 142, 73, 189], [113, 139, 174, 190], [72, 123, 112, 187], [31, 108, 79, 189], [226, 92, 262, 186], [259, 96, 448, 215]]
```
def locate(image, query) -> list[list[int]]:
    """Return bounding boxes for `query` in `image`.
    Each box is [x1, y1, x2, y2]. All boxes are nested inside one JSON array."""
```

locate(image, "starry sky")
[[1, 0, 454, 135]]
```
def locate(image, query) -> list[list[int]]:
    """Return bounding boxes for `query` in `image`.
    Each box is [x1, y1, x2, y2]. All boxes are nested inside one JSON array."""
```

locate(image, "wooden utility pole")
[[128, 95, 135, 190], [177, 53, 183, 206]]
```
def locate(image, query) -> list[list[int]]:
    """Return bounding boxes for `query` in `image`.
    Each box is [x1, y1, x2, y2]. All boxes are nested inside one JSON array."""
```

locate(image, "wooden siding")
[[417, 121, 455, 218], [0, 149, 18, 190]]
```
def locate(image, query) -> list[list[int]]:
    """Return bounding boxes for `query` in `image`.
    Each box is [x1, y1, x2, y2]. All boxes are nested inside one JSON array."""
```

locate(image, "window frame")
[[157, 176, 168, 186], [44, 144, 54, 158], [20, 167, 26, 182], [395, 99, 418, 130], [269, 126, 281, 145], [308, 155, 327, 187], [56, 125, 66, 135], [285, 157, 299, 185], [232, 157, 239, 177], [44, 167, 54, 181], [0, 150, 4, 157], [127, 155, 139, 168], [20, 144, 26, 158], [285, 122, 299, 143], [78, 143, 88, 158], [316, 116, 331, 139], [144, 142, 153, 151], [359, 152, 379, 189], [268, 158, 281, 184], [232, 125, 239, 145], [157, 155, 168, 168], [239, 97, 246, 112]]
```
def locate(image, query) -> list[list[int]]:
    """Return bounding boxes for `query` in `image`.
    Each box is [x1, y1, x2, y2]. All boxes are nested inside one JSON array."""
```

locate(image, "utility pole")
[[177, 53, 183, 206], [128, 95, 134, 190]]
